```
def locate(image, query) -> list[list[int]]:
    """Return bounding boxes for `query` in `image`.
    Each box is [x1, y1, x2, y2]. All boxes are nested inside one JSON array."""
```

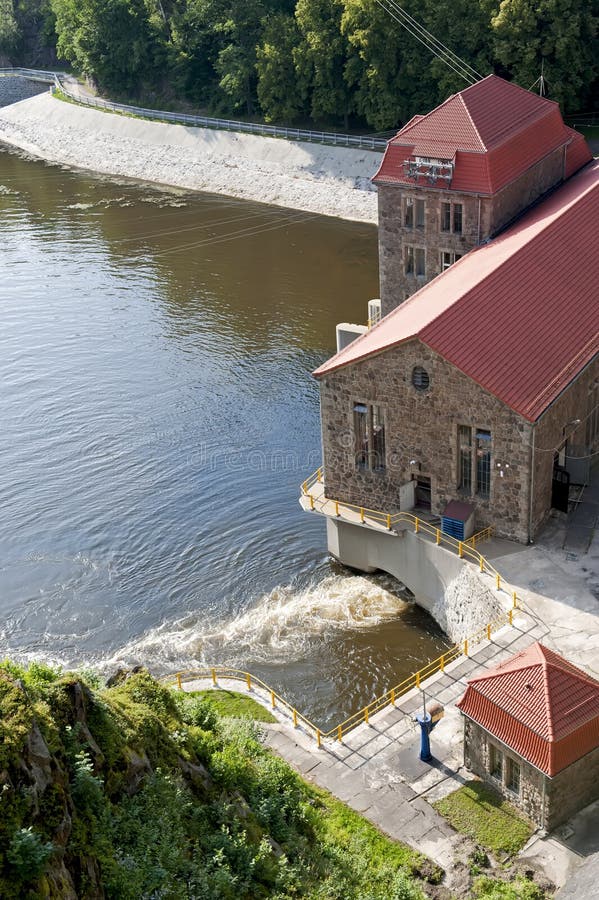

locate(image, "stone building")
[[314, 160, 598, 543], [373, 75, 591, 316], [456, 642, 599, 830], [308, 77, 598, 547]]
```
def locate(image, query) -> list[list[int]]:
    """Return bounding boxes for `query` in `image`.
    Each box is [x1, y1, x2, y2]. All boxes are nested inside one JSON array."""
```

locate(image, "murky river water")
[[0, 148, 448, 728]]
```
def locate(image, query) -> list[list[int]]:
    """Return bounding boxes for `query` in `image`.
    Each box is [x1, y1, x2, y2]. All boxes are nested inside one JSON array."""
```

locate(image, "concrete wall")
[[463, 719, 599, 831], [319, 340, 533, 542], [327, 519, 502, 640]]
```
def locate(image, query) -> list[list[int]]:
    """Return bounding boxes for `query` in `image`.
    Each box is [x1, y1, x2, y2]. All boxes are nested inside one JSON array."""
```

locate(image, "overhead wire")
[[384, 0, 482, 81], [374, 0, 481, 85]]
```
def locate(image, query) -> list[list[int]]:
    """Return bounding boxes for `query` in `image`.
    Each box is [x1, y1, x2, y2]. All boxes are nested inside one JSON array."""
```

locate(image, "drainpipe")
[[477, 197, 482, 244], [528, 424, 536, 543]]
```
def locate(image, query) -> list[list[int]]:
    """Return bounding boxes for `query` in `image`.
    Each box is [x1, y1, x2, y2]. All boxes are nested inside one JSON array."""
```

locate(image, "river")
[[0, 148, 448, 728]]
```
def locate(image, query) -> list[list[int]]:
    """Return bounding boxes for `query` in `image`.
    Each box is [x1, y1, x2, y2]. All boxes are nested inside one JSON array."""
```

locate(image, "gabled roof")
[[374, 75, 592, 194], [457, 643, 599, 776], [314, 161, 599, 423]]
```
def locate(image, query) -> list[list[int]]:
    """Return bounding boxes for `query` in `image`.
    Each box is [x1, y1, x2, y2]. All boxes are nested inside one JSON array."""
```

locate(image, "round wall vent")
[[412, 366, 430, 391]]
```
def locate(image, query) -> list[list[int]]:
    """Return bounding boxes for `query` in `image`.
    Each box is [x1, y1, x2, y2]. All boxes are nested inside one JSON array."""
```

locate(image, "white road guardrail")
[[0, 67, 388, 152]]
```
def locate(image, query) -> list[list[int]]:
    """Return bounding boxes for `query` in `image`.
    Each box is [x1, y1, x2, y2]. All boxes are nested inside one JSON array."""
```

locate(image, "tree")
[[492, 0, 599, 112], [256, 12, 307, 121], [51, 0, 167, 94], [342, 0, 442, 130], [0, 0, 19, 56], [295, 0, 353, 126]]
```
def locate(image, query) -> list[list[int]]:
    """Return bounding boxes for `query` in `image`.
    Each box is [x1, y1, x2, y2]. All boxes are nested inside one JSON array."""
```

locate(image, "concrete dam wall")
[[326, 518, 504, 642], [0, 76, 48, 109]]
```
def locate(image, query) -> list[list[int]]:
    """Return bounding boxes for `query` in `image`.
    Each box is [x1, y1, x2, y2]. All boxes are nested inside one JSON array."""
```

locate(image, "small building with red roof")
[[457, 642, 599, 829], [306, 77, 598, 546]]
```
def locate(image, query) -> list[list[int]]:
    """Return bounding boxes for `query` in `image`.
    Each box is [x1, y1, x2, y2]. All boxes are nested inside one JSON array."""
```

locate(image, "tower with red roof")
[[374, 75, 592, 316]]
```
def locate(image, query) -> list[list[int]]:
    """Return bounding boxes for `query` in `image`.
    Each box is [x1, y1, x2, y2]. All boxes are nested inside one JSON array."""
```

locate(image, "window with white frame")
[[441, 250, 462, 271]]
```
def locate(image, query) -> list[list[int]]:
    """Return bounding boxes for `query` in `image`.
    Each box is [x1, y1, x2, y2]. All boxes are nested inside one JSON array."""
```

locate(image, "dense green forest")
[[1, 0, 598, 129]]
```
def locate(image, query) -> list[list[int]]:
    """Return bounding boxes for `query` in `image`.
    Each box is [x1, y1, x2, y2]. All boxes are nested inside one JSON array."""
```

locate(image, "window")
[[476, 429, 492, 497], [353, 403, 386, 472], [506, 757, 521, 794], [458, 425, 472, 493], [372, 406, 386, 471], [415, 199, 425, 229], [441, 202, 463, 233], [441, 251, 462, 271], [405, 247, 425, 277], [441, 202, 451, 232], [412, 366, 430, 391], [405, 198, 414, 228], [587, 381, 599, 450], [453, 203, 463, 234], [489, 743, 503, 780], [354, 403, 368, 469]]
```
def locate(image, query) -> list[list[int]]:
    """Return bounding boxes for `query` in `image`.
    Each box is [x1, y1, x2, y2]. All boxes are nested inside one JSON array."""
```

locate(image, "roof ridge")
[[458, 93, 486, 151]]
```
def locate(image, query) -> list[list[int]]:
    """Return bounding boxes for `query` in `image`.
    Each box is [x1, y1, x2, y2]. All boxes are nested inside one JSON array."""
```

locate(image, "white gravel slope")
[[0, 93, 382, 222]]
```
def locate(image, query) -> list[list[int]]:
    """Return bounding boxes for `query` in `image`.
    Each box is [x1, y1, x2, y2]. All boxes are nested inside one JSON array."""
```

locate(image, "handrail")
[[162, 607, 518, 746], [0, 67, 388, 152], [301, 467, 502, 585], [464, 525, 494, 549]]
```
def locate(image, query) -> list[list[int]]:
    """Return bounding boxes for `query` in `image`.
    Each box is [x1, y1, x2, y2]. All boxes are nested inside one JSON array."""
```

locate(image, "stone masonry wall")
[[463, 719, 599, 830], [377, 185, 488, 316], [463, 719, 546, 826], [546, 744, 599, 830], [377, 145, 567, 317], [530, 359, 599, 537], [319, 340, 533, 542], [487, 145, 566, 236]]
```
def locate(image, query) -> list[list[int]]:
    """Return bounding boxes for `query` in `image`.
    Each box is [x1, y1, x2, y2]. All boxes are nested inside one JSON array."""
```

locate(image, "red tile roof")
[[374, 75, 592, 194], [457, 643, 599, 776], [314, 161, 599, 423]]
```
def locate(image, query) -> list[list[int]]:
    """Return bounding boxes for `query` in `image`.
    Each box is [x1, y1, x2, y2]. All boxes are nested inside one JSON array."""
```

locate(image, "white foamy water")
[[102, 573, 410, 671]]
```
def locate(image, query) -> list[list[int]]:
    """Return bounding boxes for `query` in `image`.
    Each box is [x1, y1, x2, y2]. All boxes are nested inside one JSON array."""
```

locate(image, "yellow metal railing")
[[163, 604, 518, 747], [465, 525, 495, 549], [300, 468, 503, 587]]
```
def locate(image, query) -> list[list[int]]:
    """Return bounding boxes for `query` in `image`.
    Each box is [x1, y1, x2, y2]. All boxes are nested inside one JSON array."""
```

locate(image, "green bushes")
[[0, 663, 429, 899]]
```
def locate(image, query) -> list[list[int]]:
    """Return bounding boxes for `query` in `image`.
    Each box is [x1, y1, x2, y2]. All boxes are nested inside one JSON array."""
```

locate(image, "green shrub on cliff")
[[0, 663, 433, 899]]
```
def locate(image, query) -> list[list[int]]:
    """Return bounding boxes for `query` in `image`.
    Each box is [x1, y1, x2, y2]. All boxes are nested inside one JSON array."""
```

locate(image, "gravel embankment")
[[0, 91, 382, 222], [0, 75, 49, 108]]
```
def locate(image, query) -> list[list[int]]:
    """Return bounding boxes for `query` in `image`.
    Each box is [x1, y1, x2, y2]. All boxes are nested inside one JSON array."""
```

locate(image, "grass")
[[189, 688, 277, 723], [433, 780, 534, 856]]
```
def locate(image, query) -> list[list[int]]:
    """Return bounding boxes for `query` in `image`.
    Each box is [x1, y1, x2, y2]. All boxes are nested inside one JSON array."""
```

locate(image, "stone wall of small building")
[[545, 744, 599, 830], [463, 719, 546, 826], [463, 719, 599, 831], [319, 339, 533, 542]]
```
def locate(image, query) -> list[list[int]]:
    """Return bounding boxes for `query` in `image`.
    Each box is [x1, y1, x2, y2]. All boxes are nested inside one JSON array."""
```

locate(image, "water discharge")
[[0, 148, 450, 726]]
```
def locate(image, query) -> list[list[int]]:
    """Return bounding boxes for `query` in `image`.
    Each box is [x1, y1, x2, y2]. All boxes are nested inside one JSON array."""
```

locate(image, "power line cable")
[[374, 0, 480, 85], [383, 0, 482, 82]]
